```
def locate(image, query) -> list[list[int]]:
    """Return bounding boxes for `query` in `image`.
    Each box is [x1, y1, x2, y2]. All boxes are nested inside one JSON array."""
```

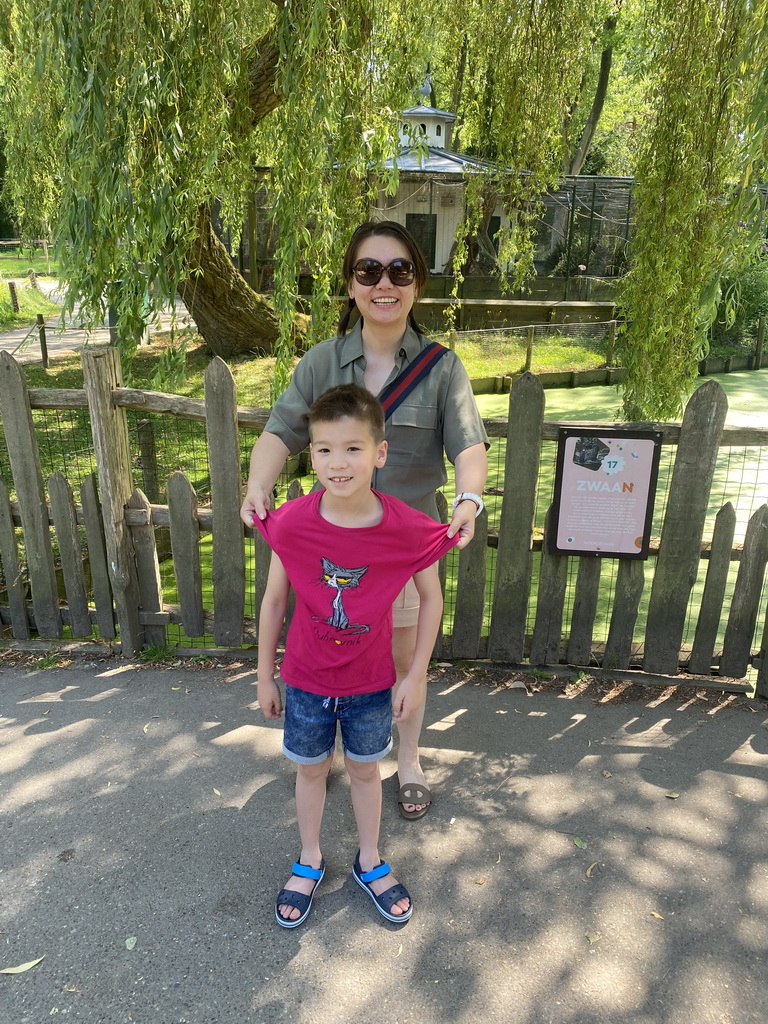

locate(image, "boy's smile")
[[309, 417, 388, 503]]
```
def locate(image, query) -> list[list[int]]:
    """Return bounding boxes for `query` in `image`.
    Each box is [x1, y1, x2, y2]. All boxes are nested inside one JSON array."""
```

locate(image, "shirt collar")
[[339, 319, 422, 368]]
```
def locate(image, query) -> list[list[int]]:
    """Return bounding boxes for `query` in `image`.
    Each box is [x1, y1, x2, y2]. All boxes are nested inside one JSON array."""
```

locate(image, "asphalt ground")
[[1, 654, 767, 1024]]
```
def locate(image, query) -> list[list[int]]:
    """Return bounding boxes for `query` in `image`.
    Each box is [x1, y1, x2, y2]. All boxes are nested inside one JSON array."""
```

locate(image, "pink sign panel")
[[551, 429, 663, 558]]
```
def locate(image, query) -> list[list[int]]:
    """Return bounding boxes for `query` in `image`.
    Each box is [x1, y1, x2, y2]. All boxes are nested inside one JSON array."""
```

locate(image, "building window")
[[406, 213, 437, 271], [420, 123, 427, 135], [436, 125, 442, 138]]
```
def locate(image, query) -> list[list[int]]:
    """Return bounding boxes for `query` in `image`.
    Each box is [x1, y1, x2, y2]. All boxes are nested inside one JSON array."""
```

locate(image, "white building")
[[376, 102, 510, 275]]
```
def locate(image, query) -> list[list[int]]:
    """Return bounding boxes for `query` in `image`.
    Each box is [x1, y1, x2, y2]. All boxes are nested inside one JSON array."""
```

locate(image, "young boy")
[[253, 384, 459, 928]]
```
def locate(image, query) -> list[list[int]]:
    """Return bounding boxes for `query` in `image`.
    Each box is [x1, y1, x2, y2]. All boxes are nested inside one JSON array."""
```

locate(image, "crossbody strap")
[[379, 342, 449, 420]]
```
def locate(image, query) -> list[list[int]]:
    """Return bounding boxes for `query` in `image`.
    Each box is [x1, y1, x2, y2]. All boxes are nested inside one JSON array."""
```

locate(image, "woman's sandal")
[[397, 783, 432, 821], [275, 858, 325, 928], [352, 851, 412, 924]]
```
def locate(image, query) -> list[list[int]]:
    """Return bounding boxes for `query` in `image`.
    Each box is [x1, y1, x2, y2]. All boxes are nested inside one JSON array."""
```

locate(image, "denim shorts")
[[282, 684, 393, 765]]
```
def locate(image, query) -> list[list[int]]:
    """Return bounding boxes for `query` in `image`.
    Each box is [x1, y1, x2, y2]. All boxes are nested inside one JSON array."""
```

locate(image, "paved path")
[[0, 281, 191, 363], [1, 658, 767, 1024]]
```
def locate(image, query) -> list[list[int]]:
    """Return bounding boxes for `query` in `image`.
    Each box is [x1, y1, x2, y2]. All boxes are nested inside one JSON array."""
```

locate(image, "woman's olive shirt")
[[263, 320, 489, 521]]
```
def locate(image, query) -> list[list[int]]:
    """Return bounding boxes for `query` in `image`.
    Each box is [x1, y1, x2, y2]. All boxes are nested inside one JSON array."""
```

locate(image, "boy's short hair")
[[308, 384, 385, 443]]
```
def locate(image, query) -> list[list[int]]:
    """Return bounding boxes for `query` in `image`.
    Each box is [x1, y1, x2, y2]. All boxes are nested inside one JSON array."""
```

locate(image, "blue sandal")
[[275, 859, 325, 928], [352, 851, 412, 923]]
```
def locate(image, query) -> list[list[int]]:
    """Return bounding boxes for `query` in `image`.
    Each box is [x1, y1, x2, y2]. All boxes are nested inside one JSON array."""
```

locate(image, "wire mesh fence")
[[1, 387, 767, 658]]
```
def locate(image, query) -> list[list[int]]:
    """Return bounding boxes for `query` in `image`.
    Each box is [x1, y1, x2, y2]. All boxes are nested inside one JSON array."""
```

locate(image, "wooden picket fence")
[[0, 347, 767, 697]]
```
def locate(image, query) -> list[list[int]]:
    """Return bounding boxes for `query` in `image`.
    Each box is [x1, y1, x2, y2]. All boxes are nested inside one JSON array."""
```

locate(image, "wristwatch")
[[452, 492, 485, 517]]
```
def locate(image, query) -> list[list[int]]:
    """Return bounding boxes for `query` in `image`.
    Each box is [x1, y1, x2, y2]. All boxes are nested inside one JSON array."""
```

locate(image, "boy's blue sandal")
[[275, 859, 325, 929], [352, 851, 412, 923]]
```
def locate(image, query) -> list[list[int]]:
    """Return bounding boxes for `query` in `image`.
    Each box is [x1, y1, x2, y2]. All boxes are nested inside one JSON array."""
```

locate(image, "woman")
[[241, 220, 488, 819]]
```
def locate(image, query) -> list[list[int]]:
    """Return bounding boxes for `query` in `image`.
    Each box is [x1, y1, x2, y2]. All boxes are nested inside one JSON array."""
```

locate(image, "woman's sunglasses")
[[351, 258, 416, 287]]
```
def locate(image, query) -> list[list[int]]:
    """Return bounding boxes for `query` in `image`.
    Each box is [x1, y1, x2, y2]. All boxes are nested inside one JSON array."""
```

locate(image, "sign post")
[[550, 429, 663, 559]]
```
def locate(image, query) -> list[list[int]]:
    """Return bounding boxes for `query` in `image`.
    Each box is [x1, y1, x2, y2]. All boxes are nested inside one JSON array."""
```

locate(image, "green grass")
[[0, 251, 60, 279], [450, 331, 607, 377], [0, 278, 61, 332]]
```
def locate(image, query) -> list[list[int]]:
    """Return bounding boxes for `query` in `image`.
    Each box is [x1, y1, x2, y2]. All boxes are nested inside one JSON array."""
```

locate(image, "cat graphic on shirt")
[[316, 557, 370, 634]]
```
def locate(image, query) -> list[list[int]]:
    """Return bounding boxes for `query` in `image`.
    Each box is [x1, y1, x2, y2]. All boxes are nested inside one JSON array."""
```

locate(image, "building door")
[[406, 213, 437, 271]]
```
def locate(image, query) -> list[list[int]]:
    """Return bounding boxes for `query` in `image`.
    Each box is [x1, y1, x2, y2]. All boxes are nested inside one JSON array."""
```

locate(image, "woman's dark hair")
[[338, 220, 428, 336]]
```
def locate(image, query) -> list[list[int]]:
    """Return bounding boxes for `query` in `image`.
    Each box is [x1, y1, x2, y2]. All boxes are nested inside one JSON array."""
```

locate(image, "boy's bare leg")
[[346, 756, 411, 917], [278, 756, 332, 922], [392, 624, 429, 814]]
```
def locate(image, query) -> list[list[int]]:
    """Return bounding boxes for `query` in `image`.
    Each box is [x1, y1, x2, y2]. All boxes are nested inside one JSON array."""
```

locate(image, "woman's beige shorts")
[[392, 577, 420, 629]]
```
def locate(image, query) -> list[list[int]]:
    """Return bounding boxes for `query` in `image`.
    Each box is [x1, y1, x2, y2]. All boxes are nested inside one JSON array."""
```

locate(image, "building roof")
[[401, 104, 457, 121], [386, 146, 494, 174]]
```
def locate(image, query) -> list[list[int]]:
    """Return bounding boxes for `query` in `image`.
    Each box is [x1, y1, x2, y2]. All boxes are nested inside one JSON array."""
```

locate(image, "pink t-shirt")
[[253, 489, 459, 696]]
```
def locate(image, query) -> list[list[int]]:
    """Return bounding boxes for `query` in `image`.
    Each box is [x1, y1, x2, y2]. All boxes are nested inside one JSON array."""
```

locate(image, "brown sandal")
[[398, 783, 432, 820]]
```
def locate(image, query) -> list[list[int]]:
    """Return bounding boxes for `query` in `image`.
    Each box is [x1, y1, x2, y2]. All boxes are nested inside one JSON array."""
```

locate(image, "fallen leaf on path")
[[585, 932, 601, 944], [496, 853, 502, 864], [393, 944, 403, 958], [473, 877, 486, 885], [213, 788, 221, 796], [586, 862, 600, 877], [125, 937, 137, 951], [651, 911, 665, 920], [665, 792, 680, 799], [143, 723, 150, 734], [574, 837, 588, 849], [0, 956, 45, 974]]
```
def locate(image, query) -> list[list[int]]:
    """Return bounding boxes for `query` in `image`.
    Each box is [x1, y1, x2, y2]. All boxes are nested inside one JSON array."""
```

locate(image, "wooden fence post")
[[525, 325, 535, 372], [719, 504, 768, 678], [205, 357, 245, 646], [603, 559, 645, 671], [643, 380, 727, 675], [529, 505, 568, 665], [451, 509, 488, 659], [48, 471, 92, 636], [488, 372, 545, 661], [128, 488, 167, 648], [687, 503, 736, 675], [167, 470, 205, 637], [80, 473, 116, 639], [0, 478, 31, 638], [81, 348, 144, 655], [36, 315, 49, 369], [606, 320, 617, 366], [567, 556, 601, 666], [0, 351, 61, 636]]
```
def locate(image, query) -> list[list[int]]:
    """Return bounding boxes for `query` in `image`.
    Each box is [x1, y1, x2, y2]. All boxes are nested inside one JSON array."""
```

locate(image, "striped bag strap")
[[379, 342, 449, 420]]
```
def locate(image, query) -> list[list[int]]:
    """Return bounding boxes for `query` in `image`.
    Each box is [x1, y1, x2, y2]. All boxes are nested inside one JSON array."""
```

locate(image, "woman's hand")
[[447, 499, 478, 549], [240, 483, 272, 527], [240, 431, 292, 527]]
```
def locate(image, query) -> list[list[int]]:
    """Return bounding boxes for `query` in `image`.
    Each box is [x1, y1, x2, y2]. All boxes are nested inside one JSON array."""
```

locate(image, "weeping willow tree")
[[0, 0, 608, 383], [5, 0, 761, 418], [429, 0, 607, 295], [617, 0, 768, 420], [0, 0, 428, 369]]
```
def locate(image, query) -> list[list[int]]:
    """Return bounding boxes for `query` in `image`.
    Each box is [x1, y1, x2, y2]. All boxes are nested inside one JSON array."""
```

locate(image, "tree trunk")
[[567, 16, 617, 176], [551, 15, 617, 251], [179, 206, 286, 358]]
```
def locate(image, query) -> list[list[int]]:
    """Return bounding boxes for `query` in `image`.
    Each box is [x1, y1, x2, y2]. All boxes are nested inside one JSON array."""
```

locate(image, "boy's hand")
[[257, 675, 283, 719], [392, 674, 426, 723]]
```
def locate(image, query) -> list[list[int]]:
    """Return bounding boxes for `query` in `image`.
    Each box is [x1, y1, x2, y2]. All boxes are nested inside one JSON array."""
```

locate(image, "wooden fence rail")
[[1, 349, 767, 699]]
